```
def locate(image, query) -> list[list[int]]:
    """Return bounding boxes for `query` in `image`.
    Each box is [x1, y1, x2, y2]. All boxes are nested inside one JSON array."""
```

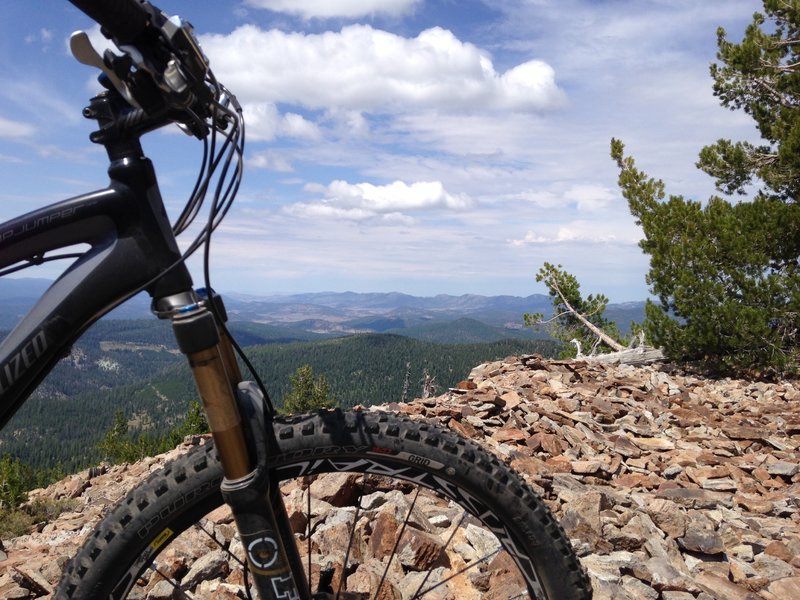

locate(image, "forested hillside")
[[384, 317, 547, 343], [0, 323, 559, 475], [244, 334, 558, 407]]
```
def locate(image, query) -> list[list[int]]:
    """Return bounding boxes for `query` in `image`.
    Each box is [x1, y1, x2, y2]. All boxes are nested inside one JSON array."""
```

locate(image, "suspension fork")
[[154, 289, 310, 600]]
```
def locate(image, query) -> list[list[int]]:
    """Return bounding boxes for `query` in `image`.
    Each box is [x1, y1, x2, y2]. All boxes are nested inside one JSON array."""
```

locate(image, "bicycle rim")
[[56, 410, 591, 599]]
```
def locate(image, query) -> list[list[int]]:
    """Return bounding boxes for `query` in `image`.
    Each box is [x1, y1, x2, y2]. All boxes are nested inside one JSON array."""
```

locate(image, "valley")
[[0, 278, 645, 474]]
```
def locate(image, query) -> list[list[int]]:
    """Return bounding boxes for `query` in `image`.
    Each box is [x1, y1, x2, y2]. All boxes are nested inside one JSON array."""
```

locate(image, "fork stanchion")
[[187, 345, 253, 480], [172, 306, 253, 480], [171, 301, 309, 599]]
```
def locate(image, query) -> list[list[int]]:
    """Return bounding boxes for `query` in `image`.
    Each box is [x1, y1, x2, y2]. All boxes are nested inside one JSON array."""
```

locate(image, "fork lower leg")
[[161, 291, 308, 598]]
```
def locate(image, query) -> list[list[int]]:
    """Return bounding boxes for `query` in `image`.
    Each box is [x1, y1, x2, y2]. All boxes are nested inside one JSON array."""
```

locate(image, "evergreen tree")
[[166, 401, 209, 446], [98, 403, 211, 465], [698, 1, 800, 200], [611, 1, 800, 375], [524, 262, 625, 358], [96, 410, 142, 464], [0, 454, 31, 510], [281, 364, 337, 414]]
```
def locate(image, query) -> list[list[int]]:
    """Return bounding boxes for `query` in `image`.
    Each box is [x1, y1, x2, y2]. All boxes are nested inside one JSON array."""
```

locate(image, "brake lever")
[[69, 31, 141, 109], [73, 9, 217, 140]]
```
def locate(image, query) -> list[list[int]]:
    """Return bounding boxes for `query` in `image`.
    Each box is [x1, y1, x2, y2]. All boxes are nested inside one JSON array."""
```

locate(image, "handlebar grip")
[[68, 0, 153, 45]]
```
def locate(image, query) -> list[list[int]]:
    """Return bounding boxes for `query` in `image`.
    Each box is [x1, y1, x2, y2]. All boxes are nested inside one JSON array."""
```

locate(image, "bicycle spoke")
[[335, 473, 369, 599], [375, 486, 422, 599], [195, 520, 249, 570], [307, 477, 313, 597], [196, 520, 257, 600], [411, 508, 469, 597], [143, 564, 196, 600], [415, 546, 502, 597]]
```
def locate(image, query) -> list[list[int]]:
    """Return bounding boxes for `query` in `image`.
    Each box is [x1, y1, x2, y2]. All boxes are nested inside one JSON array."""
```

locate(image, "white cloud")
[[563, 184, 617, 212], [389, 111, 550, 158], [244, 0, 422, 19], [243, 103, 321, 141], [497, 60, 563, 110], [242, 103, 280, 140], [25, 28, 54, 48], [287, 203, 376, 221], [248, 150, 294, 172], [287, 179, 473, 222], [285, 203, 416, 224], [492, 183, 619, 215], [200, 25, 564, 114], [0, 116, 36, 139], [507, 190, 563, 210], [326, 180, 472, 211], [327, 109, 371, 137], [282, 112, 322, 139], [510, 220, 641, 246]]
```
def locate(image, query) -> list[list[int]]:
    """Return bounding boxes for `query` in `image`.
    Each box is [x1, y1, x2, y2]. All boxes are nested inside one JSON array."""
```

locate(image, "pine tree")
[[281, 365, 337, 414], [166, 401, 209, 447], [525, 262, 625, 358], [96, 410, 134, 464], [0, 454, 31, 510], [611, 0, 800, 375], [698, 1, 800, 200]]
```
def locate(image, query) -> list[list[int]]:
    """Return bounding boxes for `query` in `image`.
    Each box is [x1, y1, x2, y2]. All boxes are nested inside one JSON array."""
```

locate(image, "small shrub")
[[0, 497, 77, 538]]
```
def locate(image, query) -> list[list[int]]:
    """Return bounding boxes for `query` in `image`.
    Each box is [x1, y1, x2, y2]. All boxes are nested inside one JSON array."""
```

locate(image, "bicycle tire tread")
[[57, 409, 592, 599]]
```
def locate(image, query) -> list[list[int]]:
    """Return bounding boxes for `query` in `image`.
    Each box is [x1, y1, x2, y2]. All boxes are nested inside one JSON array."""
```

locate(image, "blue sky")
[[0, 0, 759, 301]]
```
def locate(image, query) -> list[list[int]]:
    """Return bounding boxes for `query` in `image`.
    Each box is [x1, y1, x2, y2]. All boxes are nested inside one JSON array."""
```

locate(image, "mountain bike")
[[0, 1, 592, 598]]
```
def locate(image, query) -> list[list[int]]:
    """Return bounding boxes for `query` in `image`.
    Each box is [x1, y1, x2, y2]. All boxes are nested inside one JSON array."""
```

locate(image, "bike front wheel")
[[56, 409, 591, 599]]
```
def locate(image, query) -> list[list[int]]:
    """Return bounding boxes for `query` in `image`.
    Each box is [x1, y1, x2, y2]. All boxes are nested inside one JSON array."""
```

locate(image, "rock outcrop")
[[1, 356, 798, 599]]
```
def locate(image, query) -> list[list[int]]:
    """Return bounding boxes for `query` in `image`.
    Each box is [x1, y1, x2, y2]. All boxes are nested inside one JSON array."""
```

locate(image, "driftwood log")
[[571, 332, 664, 365], [532, 266, 665, 365], [575, 345, 665, 365]]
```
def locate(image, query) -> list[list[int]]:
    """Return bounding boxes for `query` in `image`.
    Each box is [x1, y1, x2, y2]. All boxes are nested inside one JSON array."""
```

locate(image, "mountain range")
[[1, 278, 646, 341]]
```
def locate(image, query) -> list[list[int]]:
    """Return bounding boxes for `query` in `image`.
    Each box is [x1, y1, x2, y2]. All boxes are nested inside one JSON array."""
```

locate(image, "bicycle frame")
[[0, 145, 193, 429], [0, 90, 310, 599]]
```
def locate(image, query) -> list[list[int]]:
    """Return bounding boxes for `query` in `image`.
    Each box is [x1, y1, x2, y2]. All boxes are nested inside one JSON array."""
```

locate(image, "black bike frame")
[[0, 146, 194, 430], [1, 87, 309, 599]]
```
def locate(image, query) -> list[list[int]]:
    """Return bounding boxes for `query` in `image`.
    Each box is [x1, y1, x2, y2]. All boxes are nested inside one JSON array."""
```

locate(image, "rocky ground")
[[1, 356, 798, 599]]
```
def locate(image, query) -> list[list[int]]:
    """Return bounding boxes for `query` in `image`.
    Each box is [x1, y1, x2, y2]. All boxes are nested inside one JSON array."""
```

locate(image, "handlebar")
[[68, 0, 155, 46], [68, 0, 217, 138], [66, 0, 245, 312]]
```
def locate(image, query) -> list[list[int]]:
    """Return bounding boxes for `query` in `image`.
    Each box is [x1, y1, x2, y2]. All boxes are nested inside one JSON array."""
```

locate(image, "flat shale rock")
[[397, 356, 799, 599], [2, 357, 798, 599]]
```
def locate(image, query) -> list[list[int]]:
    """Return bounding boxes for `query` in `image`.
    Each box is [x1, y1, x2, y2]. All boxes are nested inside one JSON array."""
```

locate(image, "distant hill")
[[605, 302, 648, 334], [226, 322, 331, 345], [388, 317, 548, 344], [1, 278, 646, 340], [0, 278, 152, 328], [234, 290, 554, 321]]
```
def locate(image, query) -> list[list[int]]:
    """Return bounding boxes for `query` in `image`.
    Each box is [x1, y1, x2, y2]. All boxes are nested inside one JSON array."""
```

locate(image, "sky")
[[0, 0, 761, 301]]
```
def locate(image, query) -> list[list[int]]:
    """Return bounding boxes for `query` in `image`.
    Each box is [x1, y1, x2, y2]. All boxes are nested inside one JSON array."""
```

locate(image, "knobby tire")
[[56, 410, 591, 599]]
